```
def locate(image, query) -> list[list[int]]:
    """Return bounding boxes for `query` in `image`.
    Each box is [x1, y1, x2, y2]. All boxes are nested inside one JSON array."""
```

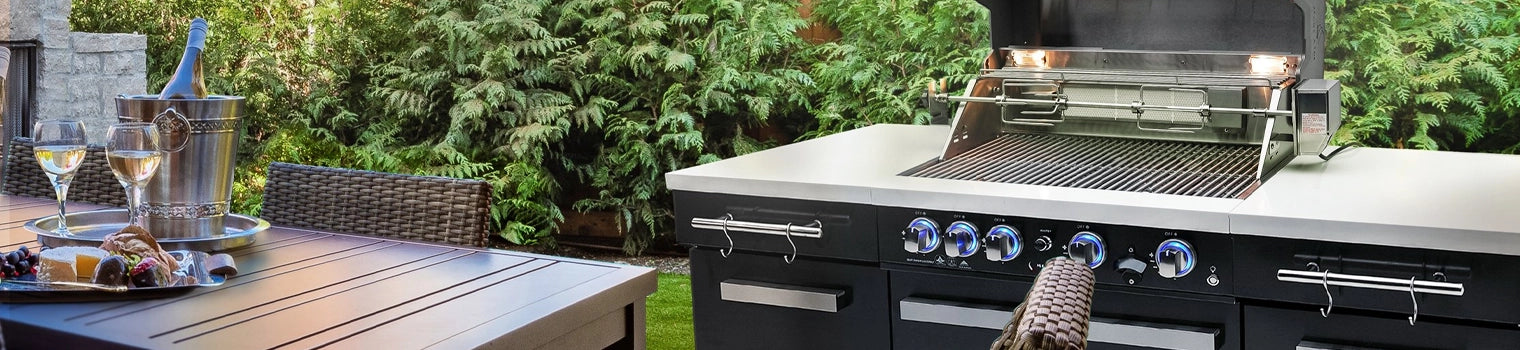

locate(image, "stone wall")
[[1, 0, 147, 142]]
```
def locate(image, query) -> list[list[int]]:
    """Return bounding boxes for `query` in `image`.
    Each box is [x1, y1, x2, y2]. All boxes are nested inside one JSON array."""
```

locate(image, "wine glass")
[[105, 123, 163, 228], [32, 120, 88, 235]]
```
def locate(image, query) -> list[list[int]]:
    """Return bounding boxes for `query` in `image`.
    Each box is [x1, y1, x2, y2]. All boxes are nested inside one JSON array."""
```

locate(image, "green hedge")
[[70, 0, 1519, 254]]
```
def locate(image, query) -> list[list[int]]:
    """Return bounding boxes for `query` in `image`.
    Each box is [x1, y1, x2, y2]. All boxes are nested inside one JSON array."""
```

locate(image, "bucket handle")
[[152, 107, 192, 153]]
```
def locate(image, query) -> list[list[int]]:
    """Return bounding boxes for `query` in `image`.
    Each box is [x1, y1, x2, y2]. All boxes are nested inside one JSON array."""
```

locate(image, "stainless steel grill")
[[904, 133, 1260, 198]]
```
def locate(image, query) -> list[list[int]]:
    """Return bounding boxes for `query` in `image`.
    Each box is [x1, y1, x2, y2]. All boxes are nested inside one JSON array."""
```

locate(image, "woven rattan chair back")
[[261, 162, 493, 247], [2, 137, 127, 207], [991, 257, 1096, 350]]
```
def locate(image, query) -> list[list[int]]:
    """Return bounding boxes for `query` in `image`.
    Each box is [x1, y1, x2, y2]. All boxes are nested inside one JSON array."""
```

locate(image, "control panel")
[[878, 207, 1232, 294]]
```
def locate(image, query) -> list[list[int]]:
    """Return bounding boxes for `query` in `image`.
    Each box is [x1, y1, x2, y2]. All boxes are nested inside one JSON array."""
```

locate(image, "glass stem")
[[53, 180, 71, 234], [126, 184, 145, 227]]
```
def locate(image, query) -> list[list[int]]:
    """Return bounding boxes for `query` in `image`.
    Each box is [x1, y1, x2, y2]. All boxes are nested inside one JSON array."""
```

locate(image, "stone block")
[[37, 74, 68, 95], [116, 75, 147, 95], [102, 51, 143, 74], [72, 53, 101, 74], [40, 48, 72, 74], [69, 76, 99, 101], [72, 33, 148, 53], [6, 2, 42, 41]]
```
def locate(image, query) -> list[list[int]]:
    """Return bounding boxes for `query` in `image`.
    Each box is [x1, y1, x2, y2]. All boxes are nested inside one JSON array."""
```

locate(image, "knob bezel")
[[1156, 238, 1196, 278], [944, 221, 980, 258], [1068, 231, 1106, 269], [984, 225, 1022, 261], [904, 217, 941, 254]]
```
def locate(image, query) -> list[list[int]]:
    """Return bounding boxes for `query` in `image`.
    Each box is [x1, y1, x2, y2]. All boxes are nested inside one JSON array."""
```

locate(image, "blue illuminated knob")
[[902, 218, 941, 254], [1067, 232, 1106, 269], [944, 221, 980, 258], [983, 225, 1022, 262], [1156, 239, 1196, 279]]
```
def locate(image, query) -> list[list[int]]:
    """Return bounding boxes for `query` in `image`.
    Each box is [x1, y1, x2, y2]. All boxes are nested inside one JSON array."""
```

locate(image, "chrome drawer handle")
[[691, 214, 822, 263], [1276, 268, 1464, 324], [690, 216, 823, 238], [720, 279, 845, 313]]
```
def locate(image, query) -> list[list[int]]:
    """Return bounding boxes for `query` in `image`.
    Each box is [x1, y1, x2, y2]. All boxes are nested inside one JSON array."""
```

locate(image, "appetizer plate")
[[0, 250, 226, 303], [26, 209, 268, 252]]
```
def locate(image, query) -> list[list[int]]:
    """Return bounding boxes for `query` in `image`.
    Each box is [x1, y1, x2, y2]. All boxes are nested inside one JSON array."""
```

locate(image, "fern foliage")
[[69, 0, 1520, 254], [803, 0, 989, 138], [1327, 0, 1520, 150]]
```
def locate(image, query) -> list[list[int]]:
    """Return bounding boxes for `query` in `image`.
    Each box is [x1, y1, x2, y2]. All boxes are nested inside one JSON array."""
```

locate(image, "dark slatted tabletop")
[[0, 195, 657, 349]]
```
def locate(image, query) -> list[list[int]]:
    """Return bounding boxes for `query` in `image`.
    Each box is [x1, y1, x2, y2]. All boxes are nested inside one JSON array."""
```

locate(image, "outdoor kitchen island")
[[667, 123, 1520, 349]]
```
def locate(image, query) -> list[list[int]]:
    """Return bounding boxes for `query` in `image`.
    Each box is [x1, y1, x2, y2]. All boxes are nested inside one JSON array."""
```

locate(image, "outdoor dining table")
[[0, 195, 657, 349]]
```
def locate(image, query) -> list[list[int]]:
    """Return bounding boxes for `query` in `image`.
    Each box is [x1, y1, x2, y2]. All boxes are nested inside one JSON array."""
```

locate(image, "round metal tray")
[[26, 209, 267, 252]]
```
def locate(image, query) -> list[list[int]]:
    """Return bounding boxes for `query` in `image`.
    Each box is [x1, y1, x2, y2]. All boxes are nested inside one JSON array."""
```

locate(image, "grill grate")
[[904, 133, 1261, 199]]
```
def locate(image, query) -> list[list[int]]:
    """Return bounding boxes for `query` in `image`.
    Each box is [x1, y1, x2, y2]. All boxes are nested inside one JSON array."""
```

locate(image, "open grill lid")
[[908, 0, 1335, 199], [975, 0, 1326, 79]]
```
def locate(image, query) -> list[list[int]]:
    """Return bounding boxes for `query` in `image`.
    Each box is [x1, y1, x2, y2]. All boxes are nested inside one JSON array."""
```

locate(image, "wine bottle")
[[159, 17, 209, 99]]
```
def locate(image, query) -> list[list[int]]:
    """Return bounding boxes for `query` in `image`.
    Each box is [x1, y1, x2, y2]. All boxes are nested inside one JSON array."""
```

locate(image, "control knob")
[[983, 225, 1022, 261], [1156, 239, 1197, 279], [1067, 232, 1106, 269], [944, 221, 980, 258], [902, 218, 941, 254]]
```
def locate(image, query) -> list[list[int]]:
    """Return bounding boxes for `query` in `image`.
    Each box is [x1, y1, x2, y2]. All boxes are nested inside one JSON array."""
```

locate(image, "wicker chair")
[[260, 162, 493, 247], [990, 257, 1097, 350], [2, 137, 128, 207]]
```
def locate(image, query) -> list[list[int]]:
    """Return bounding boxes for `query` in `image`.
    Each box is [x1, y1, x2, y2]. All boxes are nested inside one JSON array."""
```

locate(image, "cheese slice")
[[37, 246, 109, 282]]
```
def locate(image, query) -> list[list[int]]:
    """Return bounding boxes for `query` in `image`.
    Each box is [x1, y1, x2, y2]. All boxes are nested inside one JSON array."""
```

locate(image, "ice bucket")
[[115, 94, 246, 238]]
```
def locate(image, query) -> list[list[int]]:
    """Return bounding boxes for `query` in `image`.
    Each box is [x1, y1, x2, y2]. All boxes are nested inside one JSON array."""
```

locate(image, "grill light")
[[1010, 50, 1049, 68], [1249, 55, 1288, 74]]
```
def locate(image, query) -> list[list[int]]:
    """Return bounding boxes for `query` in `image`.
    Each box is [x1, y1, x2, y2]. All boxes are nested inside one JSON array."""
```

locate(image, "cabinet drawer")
[[888, 267, 1241, 350], [675, 191, 877, 261], [889, 270, 1032, 350], [690, 247, 889, 350], [1243, 305, 1520, 349]]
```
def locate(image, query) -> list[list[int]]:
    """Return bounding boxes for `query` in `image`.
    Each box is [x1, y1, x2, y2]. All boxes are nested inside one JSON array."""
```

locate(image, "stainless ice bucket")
[[115, 94, 246, 238]]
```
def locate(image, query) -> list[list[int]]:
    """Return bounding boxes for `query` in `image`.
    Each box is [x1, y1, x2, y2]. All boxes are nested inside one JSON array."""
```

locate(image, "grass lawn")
[[647, 273, 695, 349]]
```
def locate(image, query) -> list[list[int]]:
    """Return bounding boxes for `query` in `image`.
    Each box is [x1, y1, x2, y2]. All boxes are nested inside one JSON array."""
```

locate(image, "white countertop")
[[1233, 147, 1520, 255], [666, 124, 1520, 255]]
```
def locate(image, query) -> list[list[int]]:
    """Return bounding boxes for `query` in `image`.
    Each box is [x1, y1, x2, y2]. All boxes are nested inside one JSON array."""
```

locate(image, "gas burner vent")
[[902, 133, 1262, 199]]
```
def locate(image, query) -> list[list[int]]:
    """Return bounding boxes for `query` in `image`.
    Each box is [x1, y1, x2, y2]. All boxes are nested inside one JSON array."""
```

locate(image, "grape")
[[16, 245, 28, 258], [16, 260, 28, 273], [3, 251, 16, 265], [1, 263, 12, 275]]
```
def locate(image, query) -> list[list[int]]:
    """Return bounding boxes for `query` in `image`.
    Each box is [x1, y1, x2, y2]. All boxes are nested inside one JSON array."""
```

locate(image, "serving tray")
[[26, 209, 268, 252], [0, 250, 227, 303]]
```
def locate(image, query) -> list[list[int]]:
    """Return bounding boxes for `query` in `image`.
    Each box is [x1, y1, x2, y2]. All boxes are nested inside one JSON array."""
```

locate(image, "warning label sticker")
[[1301, 113, 1328, 135]]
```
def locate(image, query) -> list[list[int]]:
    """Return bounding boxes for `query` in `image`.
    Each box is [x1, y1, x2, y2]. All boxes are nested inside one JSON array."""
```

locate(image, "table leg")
[[608, 301, 647, 350]]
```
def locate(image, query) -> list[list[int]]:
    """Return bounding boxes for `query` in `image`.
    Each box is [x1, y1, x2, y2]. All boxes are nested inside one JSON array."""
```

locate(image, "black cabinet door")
[[1243, 305, 1520, 349], [690, 247, 889, 350]]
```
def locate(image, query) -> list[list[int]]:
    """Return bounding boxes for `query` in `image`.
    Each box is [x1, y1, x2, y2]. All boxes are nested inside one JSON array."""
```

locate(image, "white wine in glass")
[[105, 123, 163, 227], [106, 150, 162, 186], [34, 145, 87, 177], [33, 120, 88, 235]]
